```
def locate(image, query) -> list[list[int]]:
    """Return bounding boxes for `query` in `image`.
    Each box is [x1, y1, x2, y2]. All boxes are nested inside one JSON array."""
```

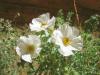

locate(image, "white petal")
[[71, 43, 83, 50], [71, 36, 83, 50], [59, 46, 74, 56], [19, 36, 31, 45], [19, 36, 28, 43], [53, 30, 63, 39], [22, 54, 32, 63], [52, 30, 63, 45], [17, 39, 28, 54], [59, 24, 73, 39], [29, 23, 42, 32], [28, 35, 41, 47], [32, 19, 41, 26], [72, 27, 79, 36], [65, 45, 77, 51], [72, 36, 83, 43], [65, 24, 73, 39], [16, 47, 21, 56], [39, 13, 50, 22], [30, 19, 42, 31], [59, 25, 66, 36], [48, 16, 55, 27]]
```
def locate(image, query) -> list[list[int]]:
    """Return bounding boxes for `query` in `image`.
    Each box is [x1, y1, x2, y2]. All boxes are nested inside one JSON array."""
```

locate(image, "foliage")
[[0, 11, 100, 75], [84, 14, 100, 33]]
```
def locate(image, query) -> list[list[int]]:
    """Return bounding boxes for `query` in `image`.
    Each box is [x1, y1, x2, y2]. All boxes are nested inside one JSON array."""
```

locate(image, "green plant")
[[0, 11, 100, 75]]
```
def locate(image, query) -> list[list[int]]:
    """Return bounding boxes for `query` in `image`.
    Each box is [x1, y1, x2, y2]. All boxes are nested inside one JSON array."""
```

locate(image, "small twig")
[[73, 0, 80, 26]]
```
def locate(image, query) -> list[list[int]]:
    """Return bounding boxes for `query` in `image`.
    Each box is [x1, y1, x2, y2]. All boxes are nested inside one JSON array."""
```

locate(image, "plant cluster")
[[0, 11, 100, 75]]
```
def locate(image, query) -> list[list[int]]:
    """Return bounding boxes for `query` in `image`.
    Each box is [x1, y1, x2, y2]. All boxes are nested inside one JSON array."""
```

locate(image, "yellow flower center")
[[62, 37, 71, 46], [41, 22, 47, 26], [26, 45, 35, 53]]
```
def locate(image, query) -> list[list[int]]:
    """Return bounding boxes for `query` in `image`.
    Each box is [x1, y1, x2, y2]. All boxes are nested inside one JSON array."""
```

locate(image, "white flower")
[[16, 35, 41, 63], [52, 23, 83, 56], [29, 13, 55, 32]]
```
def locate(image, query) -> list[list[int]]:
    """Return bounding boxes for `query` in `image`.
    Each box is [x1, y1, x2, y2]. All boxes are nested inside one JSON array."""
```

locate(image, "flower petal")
[[39, 13, 50, 22], [17, 39, 28, 54], [32, 19, 41, 26], [65, 24, 73, 39], [19, 36, 28, 43], [65, 45, 77, 51], [71, 43, 83, 50], [30, 19, 41, 31], [16, 47, 21, 56], [60, 23, 73, 39], [59, 45, 74, 56], [48, 16, 55, 27], [28, 35, 41, 47], [72, 36, 83, 44], [29, 23, 41, 32], [71, 36, 83, 50], [72, 27, 79, 37], [52, 30, 63, 45], [22, 54, 32, 63]]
